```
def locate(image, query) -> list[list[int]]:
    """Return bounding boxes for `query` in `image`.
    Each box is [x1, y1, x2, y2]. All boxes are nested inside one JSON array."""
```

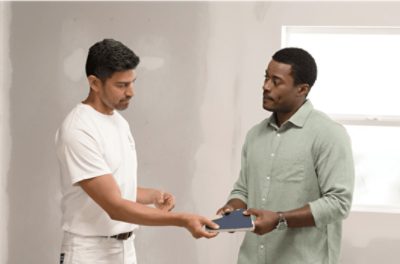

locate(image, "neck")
[[82, 91, 113, 115], [274, 100, 306, 127], [274, 112, 290, 127]]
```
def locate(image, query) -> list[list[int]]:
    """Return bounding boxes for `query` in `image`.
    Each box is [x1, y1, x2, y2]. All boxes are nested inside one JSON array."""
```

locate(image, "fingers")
[[216, 205, 234, 215], [158, 192, 165, 204], [203, 217, 219, 230], [216, 208, 224, 215], [155, 192, 176, 211], [245, 209, 277, 235], [192, 229, 219, 239], [243, 208, 259, 217], [162, 193, 176, 211], [192, 224, 219, 239], [185, 215, 220, 239], [201, 230, 219, 239]]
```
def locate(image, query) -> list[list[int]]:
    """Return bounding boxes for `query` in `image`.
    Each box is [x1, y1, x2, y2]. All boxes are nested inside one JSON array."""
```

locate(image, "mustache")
[[263, 93, 273, 101]]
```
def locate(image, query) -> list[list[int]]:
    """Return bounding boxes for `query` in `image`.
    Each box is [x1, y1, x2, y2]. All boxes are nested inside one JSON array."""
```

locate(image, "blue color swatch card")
[[206, 208, 254, 232]]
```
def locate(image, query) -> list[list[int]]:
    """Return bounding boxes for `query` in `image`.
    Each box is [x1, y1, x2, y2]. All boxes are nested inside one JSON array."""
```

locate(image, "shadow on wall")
[[341, 238, 400, 264]]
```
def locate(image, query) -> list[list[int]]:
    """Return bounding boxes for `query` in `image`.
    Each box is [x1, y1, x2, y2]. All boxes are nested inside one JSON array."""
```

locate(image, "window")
[[283, 26, 400, 213]]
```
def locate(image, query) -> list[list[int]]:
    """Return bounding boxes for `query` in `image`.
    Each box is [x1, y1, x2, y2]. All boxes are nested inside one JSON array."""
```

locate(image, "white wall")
[[2, 1, 400, 264]]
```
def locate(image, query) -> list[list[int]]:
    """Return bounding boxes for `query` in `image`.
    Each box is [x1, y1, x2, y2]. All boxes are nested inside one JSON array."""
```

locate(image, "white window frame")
[[282, 26, 400, 214]]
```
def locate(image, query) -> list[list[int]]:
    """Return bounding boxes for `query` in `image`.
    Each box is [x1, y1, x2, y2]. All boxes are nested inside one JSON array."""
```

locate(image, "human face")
[[95, 70, 136, 114], [263, 60, 307, 123]]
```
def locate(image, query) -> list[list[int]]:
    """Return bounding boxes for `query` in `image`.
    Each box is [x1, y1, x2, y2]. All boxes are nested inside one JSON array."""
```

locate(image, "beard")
[[114, 99, 130, 111]]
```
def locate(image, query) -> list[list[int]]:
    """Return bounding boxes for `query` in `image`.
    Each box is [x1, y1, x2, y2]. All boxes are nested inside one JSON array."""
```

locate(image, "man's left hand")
[[154, 191, 175, 211], [244, 208, 279, 235]]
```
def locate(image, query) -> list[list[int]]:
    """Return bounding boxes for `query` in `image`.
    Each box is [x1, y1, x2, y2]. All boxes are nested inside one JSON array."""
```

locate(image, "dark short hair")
[[272, 47, 317, 88], [85, 39, 140, 82]]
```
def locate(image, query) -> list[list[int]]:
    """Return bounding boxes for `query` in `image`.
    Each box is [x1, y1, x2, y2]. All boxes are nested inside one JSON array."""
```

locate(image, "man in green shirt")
[[217, 47, 355, 264]]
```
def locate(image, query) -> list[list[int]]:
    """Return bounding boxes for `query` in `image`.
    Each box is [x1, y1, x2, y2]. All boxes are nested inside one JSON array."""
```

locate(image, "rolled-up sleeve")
[[309, 124, 355, 228]]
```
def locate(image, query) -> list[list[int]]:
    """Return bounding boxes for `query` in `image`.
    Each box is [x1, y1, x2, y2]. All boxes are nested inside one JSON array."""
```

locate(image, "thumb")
[[204, 218, 219, 229]]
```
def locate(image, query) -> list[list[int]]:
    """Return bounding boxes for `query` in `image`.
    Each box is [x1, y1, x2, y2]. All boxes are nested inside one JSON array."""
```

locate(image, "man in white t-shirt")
[[55, 39, 218, 264]]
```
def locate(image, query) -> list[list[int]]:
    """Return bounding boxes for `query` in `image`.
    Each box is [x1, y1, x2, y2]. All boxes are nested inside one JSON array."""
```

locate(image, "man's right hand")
[[182, 214, 219, 239], [216, 198, 247, 215], [216, 204, 235, 215]]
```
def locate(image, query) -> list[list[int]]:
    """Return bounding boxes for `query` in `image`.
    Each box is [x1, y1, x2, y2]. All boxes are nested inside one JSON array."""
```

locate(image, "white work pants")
[[60, 232, 137, 264]]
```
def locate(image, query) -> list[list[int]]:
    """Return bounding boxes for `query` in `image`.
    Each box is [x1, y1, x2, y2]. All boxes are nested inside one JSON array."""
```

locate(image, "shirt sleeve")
[[228, 133, 250, 204], [56, 128, 112, 185], [309, 124, 355, 228]]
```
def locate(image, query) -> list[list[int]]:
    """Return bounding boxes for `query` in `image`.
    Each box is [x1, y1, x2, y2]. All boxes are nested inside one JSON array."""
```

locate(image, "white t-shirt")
[[55, 103, 138, 236]]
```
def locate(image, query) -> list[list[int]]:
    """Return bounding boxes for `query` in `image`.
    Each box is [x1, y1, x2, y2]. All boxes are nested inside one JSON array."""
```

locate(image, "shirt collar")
[[267, 100, 314, 129]]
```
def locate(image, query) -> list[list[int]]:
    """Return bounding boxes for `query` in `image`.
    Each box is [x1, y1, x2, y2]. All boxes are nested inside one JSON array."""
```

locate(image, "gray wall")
[[1, 2, 11, 264], [1, 1, 400, 264]]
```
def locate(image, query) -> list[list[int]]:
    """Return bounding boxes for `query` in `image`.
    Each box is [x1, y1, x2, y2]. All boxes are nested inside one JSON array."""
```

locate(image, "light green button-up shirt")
[[228, 100, 355, 264]]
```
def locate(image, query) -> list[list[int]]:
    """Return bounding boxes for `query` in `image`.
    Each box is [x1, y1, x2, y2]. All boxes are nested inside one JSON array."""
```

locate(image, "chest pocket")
[[272, 154, 305, 182]]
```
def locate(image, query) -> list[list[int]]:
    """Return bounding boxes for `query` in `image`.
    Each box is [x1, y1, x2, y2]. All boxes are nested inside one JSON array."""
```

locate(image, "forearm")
[[280, 204, 315, 228], [137, 187, 159, 205], [79, 176, 185, 228], [110, 198, 186, 227], [247, 204, 316, 235]]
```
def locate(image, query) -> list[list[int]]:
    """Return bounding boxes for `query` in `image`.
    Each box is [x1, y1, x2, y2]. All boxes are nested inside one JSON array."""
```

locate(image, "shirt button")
[[260, 245, 264, 249], [270, 153, 275, 157], [277, 133, 281, 137], [262, 198, 266, 202], [266, 177, 270, 180]]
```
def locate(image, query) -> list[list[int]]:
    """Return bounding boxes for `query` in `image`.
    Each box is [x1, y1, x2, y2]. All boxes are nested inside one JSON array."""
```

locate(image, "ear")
[[297, 84, 310, 98], [88, 75, 101, 92]]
